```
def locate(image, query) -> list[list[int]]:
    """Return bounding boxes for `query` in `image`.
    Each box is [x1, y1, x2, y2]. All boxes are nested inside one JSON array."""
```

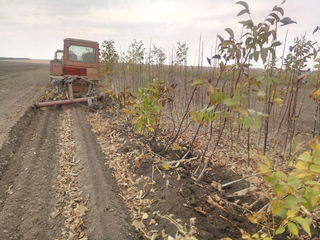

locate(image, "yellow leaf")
[[191, 79, 205, 86], [286, 209, 296, 218], [247, 215, 258, 224], [258, 155, 271, 174], [298, 151, 312, 162], [271, 199, 282, 215], [133, 116, 141, 124], [275, 226, 285, 235], [257, 91, 266, 101], [274, 98, 284, 104], [207, 85, 215, 95], [310, 89, 320, 100], [234, 106, 248, 116], [287, 222, 299, 236], [294, 217, 311, 236], [252, 233, 259, 238], [170, 143, 182, 151], [241, 231, 251, 239], [294, 171, 313, 179], [247, 212, 267, 224], [296, 160, 309, 170], [161, 162, 171, 170]]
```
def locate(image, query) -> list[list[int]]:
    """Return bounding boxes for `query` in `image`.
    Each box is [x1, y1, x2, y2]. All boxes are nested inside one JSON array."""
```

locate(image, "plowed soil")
[[0, 61, 48, 148], [0, 62, 137, 240]]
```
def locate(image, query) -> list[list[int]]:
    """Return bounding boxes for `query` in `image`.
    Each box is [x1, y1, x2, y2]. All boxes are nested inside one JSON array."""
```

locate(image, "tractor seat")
[[69, 53, 78, 61], [82, 52, 95, 63]]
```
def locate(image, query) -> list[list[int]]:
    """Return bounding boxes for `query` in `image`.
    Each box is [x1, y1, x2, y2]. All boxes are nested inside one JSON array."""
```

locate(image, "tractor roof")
[[64, 38, 99, 46]]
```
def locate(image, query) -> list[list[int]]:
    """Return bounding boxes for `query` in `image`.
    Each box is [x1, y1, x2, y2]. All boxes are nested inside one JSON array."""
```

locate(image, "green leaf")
[[257, 90, 266, 101], [296, 160, 310, 170], [225, 28, 234, 39], [271, 199, 283, 216], [191, 79, 205, 86], [298, 151, 312, 162], [236, 1, 249, 10], [272, 6, 284, 16], [293, 216, 311, 236], [283, 195, 299, 211], [309, 164, 320, 173], [220, 40, 234, 48], [287, 222, 299, 236], [237, 8, 250, 16], [211, 54, 221, 59], [269, 12, 280, 22], [275, 226, 286, 235], [239, 20, 254, 29], [258, 163, 270, 174], [210, 91, 227, 104], [265, 18, 275, 25], [287, 175, 301, 189], [250, 51, 259, 62], [304, 180, 320, 186], [217, 35, 224, 43], [271, 41, 282, 47], [223, 98, 237, 107], [280, 17, 297, 26]]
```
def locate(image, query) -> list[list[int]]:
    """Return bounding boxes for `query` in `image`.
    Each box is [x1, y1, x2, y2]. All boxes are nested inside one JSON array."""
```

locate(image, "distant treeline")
[[0, 57, 30, 60]]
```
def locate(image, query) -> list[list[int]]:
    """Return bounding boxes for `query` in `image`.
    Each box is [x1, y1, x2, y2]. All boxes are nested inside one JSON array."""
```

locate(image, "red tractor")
[[35, 38, 101, 108]]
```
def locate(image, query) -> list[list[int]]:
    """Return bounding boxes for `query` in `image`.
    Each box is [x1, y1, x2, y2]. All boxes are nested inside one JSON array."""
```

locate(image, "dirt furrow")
[[0, 109, 62, 240], [71, 106, 137, 240], [0, 104, 138, 240]]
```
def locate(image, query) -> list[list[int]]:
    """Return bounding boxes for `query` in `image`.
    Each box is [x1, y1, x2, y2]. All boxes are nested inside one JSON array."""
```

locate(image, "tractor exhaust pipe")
[[34, 97, 96, 108]]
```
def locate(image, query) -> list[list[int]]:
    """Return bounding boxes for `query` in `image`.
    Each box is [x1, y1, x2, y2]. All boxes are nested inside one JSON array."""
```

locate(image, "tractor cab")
[[50, 38, 99, 81], [35, 38, 101, 108]]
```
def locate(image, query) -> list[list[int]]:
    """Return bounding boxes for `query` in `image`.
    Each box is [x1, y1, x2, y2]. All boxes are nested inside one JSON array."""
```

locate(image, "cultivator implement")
[[35, 97, 97, 108]]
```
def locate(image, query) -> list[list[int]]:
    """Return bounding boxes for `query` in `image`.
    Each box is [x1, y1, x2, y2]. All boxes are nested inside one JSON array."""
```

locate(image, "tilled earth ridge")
[[71, 106, 137, 240], [0, 108, 63, 240], [0, 61, 48, 148]]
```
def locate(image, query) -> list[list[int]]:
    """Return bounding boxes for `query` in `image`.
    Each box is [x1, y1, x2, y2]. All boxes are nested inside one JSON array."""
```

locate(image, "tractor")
[[35, 38, 101, 108]]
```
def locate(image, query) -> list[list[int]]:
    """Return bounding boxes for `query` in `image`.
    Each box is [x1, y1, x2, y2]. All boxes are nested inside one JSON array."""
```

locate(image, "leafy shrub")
[[131, 79, 170, 133], [256, 139, 320, 238]]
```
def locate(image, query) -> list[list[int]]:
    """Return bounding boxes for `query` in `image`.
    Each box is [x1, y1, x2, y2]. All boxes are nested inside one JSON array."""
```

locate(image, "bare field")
[[0, 59, 50, 65], [0, 61, 49, 147]]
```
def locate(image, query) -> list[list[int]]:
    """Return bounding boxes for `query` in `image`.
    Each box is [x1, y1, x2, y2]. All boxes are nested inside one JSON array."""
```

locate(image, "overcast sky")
[[0, 0, 319, 65]]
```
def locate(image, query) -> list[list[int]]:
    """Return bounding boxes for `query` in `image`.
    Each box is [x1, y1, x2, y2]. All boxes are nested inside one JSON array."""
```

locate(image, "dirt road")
[[0, 62, 136, 240]]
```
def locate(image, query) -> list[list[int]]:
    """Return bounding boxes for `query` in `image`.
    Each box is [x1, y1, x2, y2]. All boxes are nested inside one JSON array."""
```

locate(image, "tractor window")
[[68, 45, 96, 63], [55, 50, 63, 60]]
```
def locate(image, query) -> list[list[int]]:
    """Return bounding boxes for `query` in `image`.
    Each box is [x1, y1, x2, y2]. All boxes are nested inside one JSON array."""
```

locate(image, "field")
[[0, 49, 319, 240], [2, 0, 320, 239], [0, 61, 259, 240], [0, 61, 136, 239]]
